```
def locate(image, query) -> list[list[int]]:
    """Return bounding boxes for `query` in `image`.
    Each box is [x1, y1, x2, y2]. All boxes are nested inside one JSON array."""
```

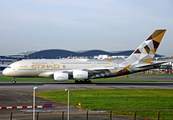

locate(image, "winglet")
[[127, 29, 166, 64]]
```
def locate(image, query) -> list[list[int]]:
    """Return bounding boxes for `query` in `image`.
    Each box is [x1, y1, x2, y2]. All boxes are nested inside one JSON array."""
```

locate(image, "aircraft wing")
[[134, 61, 167, 68], [85, 67, 115, 71], [38, 67, 115, 78], [38, 72, 55, 78]]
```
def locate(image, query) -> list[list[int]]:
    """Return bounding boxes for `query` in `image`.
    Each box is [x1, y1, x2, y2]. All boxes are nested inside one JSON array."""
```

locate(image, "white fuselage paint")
[[3, 59, 118, 77]]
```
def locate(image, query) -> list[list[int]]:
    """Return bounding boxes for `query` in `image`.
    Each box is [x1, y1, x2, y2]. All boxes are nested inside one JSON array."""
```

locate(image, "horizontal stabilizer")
[[134, 61, 167, 68]]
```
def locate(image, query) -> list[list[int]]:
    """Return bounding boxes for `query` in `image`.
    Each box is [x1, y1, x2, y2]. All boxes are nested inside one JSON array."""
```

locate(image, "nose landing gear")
[[12, 77, 16, 84]]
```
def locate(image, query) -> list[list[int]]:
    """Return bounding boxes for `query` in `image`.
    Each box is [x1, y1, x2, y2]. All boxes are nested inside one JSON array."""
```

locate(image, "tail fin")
[[127, 29, 166, 64]]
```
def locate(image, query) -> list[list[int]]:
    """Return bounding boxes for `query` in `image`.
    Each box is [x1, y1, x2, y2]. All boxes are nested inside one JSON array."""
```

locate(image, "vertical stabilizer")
[[126, 29, 166, 65]]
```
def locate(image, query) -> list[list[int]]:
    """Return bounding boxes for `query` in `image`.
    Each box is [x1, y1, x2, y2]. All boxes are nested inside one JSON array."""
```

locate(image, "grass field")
[[0, 76, 55, 82], [130, 73, 173, 76], [36, 89, 173, 119], [1, 74, 173, 119], [1, 76, 173, 82]]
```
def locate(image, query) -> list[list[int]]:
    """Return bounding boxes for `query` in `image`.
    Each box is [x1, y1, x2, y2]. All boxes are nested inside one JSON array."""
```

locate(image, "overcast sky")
[[0, 0, 173, 56]]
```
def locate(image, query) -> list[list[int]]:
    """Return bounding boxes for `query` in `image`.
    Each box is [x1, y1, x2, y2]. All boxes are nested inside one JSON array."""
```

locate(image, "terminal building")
[[0, 49, 163, 59]]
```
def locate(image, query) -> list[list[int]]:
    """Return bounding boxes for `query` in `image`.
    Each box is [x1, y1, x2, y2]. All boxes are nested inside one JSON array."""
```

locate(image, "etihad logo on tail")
[[127, 29, 166, 64]]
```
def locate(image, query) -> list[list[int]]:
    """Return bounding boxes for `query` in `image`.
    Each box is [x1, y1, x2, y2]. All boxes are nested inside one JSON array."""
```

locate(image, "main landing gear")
[[12, 77, 16, 84], [75, 79, 92, 84]]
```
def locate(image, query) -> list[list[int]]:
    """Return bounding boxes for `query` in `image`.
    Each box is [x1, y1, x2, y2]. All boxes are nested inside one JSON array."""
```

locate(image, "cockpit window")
[[7, 66, 11, 68]]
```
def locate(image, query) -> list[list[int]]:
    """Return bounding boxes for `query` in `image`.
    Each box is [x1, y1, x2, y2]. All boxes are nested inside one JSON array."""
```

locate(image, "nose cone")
[[2, 69, 7, 76], [2, 68, 10, 76]]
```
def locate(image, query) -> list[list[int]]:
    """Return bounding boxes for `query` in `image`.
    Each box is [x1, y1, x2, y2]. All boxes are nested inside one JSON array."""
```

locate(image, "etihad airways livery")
[[3, 29, 166, 83]]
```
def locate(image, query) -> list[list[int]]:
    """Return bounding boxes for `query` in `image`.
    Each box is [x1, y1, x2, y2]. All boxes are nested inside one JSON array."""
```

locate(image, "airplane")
[[3, 29, 167, 84]]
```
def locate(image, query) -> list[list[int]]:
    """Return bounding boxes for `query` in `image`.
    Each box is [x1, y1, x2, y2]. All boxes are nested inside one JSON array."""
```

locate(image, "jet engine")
[[73, 70, 88, 79], [54, 72, 68, 81]]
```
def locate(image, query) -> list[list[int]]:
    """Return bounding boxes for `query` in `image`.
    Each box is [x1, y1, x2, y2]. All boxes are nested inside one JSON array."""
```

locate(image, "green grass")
[[0, 76, 173, 82], [36, 89, 173, 119], [91, 78, 173, 82], [0, 76, 55, 82], [129, 73, 173, 76]]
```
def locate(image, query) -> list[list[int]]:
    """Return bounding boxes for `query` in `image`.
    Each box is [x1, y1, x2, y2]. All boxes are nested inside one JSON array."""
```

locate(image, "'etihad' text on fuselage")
[[31, 64, 60, 69]]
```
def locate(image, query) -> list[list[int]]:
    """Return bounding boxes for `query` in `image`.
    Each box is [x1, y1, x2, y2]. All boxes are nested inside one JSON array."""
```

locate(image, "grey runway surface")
[[0, 82, 159, 120], [0, 82, 173, 89], [0, 81, 172, 120]]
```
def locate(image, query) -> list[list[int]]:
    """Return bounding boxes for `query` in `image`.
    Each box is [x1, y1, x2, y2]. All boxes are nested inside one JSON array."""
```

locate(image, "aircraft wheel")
[[12, 80, 16, 84], [12, 77, 16, 84], [88, 80, 92, 83], [75, 80, 79, 84], [84, 79, 92, 84]]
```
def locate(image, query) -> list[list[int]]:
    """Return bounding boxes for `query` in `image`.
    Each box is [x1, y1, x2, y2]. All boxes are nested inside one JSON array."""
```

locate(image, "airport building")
[[1, 49, 163, 59]]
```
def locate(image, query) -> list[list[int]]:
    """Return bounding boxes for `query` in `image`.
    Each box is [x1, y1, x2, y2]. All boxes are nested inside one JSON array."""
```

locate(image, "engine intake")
[[73, 70, 88, 79], [54, 72, 68, 81]]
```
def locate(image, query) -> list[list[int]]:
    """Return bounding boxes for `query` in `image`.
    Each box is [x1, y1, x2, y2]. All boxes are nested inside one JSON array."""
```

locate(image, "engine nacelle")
[[54, 72, 68, 81], [73, 70, 88, 79]]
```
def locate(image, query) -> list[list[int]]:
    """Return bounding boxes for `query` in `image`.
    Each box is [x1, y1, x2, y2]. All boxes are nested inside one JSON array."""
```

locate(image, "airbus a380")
[[3, 29, 166, 84]]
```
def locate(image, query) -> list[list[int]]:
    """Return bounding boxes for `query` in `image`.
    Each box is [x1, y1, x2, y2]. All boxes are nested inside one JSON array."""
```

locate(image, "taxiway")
[[0, 76, 173, 120]]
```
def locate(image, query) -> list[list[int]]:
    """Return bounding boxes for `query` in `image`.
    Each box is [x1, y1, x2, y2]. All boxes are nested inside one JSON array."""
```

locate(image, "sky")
[[0, 0, 173, 56]]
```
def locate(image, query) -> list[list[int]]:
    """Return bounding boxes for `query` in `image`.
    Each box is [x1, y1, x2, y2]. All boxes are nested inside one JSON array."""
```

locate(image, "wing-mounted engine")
[[73, 70, 88, 79], [54, 72, 69, 81], [54, 70, 89, 81], [40, 68, 113, 82]]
